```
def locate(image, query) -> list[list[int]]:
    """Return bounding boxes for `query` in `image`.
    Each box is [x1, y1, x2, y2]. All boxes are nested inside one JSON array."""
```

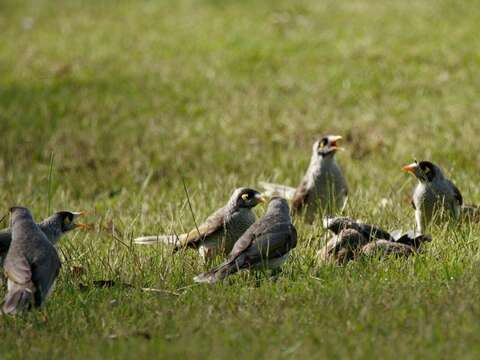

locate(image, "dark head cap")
[[314, 135, 344, 157], [233, 188, 266, 209], [402, 160, 442, 182], [51, 211, 89, 233]]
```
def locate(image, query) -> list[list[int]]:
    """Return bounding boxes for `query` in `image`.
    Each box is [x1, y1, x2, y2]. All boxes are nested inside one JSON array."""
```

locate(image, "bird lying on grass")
[[318, 216, 432, 264]]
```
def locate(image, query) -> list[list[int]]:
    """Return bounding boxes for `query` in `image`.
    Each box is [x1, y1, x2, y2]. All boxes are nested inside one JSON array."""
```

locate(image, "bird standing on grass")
[[2, 207, 61, 315], [134, 188, 266, 260], [402, 160, 463, 233], [260, 135, 348, 222], [0, 211, 88, 268], [194, 196, 297, 284]]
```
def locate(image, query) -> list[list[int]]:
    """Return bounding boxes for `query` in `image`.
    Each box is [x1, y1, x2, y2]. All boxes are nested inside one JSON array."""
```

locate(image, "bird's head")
[[402, 160, 442, 183], [232, 188, 266, 209], [47, 211, 91, 234], [9, 206, 33, 225], [313, 135, 344, 158], [323, 216, 355, 234]]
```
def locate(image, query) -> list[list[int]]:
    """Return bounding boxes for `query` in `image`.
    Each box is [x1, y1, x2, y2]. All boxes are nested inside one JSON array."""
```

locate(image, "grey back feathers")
[[2, 207, 61, 315], [194, 197, 297, 284]]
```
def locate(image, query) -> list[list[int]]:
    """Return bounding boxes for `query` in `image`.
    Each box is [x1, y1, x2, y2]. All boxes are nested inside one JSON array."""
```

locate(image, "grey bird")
[[260, 135, 348, 222], [402, 160, 463, 233], [194, 197, 297, 284], [2, 207, 61, 314], [134, 188, 266, 260], [0, 211, 88, 269]]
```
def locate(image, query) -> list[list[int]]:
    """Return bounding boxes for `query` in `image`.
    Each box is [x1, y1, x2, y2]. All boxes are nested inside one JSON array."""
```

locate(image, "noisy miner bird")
[[402, 160, 463, 233], [260, 135, 348, 222], [194, 196, 297, 284], [2, 207, 61, 314], [134, 188, 266, 260], [0, 211, 88, 269], [318, 216, 431, 263]]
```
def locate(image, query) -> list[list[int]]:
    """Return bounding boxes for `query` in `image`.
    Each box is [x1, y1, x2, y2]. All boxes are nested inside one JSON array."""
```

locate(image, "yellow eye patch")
[[64, 217, 72, 225], [241, 193, 250, 201]]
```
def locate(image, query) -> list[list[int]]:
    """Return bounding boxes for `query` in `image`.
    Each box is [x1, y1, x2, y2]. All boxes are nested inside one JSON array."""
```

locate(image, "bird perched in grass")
[[260, 135, 348, 222], [402, 160, 463, 233], [194, 196, 297, 284], [0, 211, 89, 269], [2, 207, 61, 315], [134, 188, 266, 260]]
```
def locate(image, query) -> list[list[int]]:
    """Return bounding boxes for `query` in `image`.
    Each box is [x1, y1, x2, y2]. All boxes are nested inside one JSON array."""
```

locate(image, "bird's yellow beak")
[[256, 194, 267, 204], [72, 211, 94, 230], [75, 223, 94, 230], [330, 135, 344, 151], [402, 163, 418, 174]]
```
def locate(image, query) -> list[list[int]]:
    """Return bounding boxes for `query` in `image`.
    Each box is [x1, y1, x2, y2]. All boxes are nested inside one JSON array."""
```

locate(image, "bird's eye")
[[424, 167, 430, 173], [241, 193, 250, 201], [64, 217, 72, 225]]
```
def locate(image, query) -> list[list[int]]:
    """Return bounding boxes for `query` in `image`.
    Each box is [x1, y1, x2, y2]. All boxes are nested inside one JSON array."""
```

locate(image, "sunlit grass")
[[1, 0, 480, 358]]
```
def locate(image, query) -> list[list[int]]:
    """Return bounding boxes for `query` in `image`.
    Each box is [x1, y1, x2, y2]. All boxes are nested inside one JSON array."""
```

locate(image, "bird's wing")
[[0, 228, 12, 257], [240, 222, 296, 264], [291, 177, 311, 212], [4, 254, 32, 285], [175, 207, 226, 249], [356, 223, 393, 241], [448, 180, 463, 206], [31, 246, 61, 306]]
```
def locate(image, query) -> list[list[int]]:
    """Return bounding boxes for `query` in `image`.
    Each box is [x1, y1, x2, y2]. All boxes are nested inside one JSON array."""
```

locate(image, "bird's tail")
[[259, 182, 296, 200], [193, 262, 238, 284], [134, 234, 184, 246], [2, 280, 34, 315]]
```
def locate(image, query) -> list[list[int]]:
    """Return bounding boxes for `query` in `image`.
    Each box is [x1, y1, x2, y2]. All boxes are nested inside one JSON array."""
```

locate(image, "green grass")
[[1, 0, 480, 358]]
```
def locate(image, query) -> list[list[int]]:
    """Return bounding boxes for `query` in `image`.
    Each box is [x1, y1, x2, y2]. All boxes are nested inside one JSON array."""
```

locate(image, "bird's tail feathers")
[[2, 280, 34, 315], [134, 234, 183, 246], [259, 182, 296, 200]]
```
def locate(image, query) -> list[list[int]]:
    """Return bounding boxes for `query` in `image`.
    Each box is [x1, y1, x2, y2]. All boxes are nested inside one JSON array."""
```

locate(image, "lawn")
[[1, 0, 480, 358]]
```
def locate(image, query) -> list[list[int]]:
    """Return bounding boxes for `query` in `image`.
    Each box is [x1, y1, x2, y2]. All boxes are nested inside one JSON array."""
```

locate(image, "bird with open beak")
[[402, 160, 463, 233], [0, 210, 90, 270], [260, 135, 348, 222]]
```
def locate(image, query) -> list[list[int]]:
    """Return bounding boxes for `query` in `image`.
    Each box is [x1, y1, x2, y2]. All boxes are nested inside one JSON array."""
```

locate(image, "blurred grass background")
[[1, 0, 480, 358]]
